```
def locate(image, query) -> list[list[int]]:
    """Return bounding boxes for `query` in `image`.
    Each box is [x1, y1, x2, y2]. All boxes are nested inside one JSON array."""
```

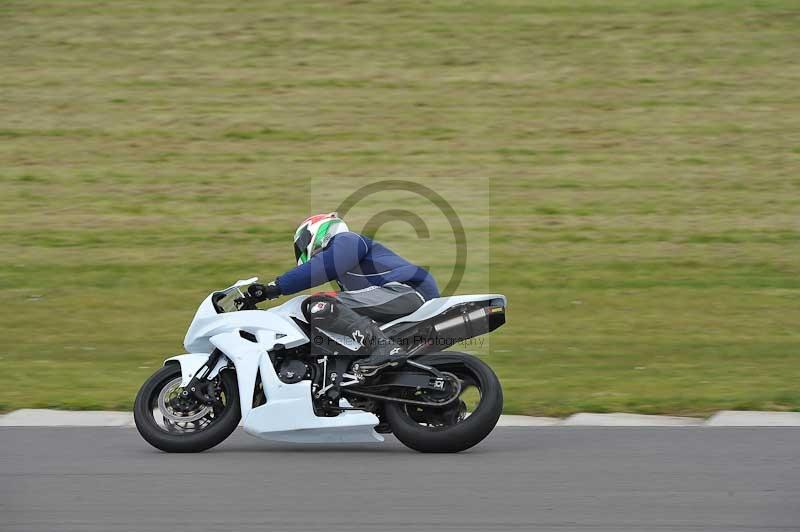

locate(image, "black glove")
[[248, 282, 281, 303]]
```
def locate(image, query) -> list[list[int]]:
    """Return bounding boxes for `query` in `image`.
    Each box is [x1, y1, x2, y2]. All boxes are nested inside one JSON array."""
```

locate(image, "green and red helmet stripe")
[[294, 213, 347, 265], [312, 220, 335, 250]]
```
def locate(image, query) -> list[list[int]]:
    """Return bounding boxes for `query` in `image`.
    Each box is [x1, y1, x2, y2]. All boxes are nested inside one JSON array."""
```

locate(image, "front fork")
[[182, 349, 225, 405]]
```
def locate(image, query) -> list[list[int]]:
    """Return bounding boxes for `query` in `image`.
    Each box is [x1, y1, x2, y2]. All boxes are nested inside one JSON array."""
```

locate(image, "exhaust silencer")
[[433, 305, 505, 342]]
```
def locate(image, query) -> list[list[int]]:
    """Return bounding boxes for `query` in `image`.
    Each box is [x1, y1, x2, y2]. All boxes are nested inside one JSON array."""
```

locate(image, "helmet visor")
[[294, 226, 312, 263]]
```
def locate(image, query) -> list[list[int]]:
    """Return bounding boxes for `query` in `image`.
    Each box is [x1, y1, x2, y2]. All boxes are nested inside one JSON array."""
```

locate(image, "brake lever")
[[234, 296, 257, 311]]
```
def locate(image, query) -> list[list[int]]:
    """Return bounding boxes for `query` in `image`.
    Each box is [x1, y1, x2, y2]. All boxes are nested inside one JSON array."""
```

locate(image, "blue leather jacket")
[[275, 232, 439, 300]]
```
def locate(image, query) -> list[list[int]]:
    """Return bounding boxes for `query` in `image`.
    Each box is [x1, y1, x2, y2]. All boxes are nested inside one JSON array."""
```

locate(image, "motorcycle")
[[134, 278, 506, 453]]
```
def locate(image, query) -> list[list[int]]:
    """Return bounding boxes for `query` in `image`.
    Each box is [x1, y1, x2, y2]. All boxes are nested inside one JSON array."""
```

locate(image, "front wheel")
[[384, 352, 503, 453], [134, 364, 241, 453]]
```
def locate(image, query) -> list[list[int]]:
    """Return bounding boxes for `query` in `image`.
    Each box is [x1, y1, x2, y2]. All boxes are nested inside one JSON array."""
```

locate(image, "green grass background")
[[1, 0, 799, 415]]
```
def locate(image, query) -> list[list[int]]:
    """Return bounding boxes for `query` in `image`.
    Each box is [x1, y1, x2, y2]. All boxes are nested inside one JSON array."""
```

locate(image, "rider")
[[247, 213, 440, 374]]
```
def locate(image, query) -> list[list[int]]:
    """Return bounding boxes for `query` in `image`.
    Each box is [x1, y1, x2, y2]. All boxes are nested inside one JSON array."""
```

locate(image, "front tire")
[[134, 364, 241, 453], [384, 352, 503, 453]]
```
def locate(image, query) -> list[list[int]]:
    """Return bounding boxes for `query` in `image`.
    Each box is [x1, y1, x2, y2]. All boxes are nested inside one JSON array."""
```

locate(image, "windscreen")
[[212, 285, 248, 313]]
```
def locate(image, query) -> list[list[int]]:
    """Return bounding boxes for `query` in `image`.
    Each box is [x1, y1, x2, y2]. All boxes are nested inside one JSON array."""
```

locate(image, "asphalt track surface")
[[2, 427, 798, 532]]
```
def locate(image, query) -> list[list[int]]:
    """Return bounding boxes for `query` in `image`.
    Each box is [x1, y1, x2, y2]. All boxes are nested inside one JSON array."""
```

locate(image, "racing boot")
[[351, 328, 408, 377], [304, 294, 408, 376]]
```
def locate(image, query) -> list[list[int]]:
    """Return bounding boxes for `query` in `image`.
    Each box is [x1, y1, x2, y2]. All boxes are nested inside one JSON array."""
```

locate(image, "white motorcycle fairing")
[[170, 279, 381, 443], [166, 278, 505, 444], [165, 352, 229, 387]]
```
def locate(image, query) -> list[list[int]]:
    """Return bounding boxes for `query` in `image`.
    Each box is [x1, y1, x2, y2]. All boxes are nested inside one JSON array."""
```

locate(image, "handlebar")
[[211, 280, 278, 314]]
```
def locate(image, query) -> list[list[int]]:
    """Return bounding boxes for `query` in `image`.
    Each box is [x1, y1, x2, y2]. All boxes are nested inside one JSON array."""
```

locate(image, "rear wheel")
[[134, 364, 241, 453], [384, 352, 503, 453]]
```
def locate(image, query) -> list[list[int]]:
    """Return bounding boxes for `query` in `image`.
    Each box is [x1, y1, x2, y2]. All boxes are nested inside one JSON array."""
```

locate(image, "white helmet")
[[293, 212, 349, 265]]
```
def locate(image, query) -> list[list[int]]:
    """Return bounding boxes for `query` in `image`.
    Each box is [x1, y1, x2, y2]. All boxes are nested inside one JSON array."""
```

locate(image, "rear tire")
[[384, 352, 503, 453], [134, 364, 241, 453]]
